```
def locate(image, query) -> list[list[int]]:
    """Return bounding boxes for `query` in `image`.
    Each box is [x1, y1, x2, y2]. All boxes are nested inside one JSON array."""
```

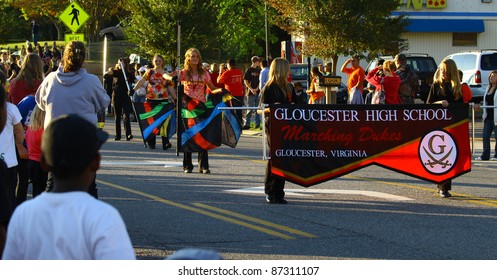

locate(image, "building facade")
[[395, 0, 497, 64]]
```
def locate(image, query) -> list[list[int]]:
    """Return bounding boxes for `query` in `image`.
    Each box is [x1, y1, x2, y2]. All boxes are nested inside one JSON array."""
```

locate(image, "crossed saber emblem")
[[423, 146, 453, 168]]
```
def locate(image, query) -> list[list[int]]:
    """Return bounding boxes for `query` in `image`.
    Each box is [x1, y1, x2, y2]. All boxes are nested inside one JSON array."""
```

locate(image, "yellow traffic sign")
[[65, 33, 85, 44], [59, 1, 90, 33]]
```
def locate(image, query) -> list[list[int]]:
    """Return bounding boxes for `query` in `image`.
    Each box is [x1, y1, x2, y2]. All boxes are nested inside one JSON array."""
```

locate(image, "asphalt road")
[[94, 115, 497, 260]]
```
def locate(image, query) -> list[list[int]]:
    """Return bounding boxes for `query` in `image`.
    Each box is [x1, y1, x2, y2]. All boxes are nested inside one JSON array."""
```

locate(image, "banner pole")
[[102, 36, 107, 76], [262, 104, 268, 160], [120, 60, 146, 147], [471, 102, 475, 155], [176, 20, 182, 157]]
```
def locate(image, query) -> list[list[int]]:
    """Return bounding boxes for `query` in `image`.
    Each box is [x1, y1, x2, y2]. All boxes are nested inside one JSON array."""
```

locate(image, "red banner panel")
[[269, 104, 471, 187]]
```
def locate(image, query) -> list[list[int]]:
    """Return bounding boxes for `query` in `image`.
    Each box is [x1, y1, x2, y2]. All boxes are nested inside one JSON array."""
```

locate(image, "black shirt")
[[243, 66, 260, 95], [427, 81, 462, 104], [485, 90, 495, 120]]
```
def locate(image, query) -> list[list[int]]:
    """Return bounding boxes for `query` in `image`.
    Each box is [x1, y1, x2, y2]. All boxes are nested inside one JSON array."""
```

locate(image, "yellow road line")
[[193, 203, 318, 238], [97, 179, 298, 240], [345, 175, 497, 208]]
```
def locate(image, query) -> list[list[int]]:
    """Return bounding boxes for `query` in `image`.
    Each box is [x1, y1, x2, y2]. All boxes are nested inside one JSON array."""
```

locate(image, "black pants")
[[28, 160, 47, 198], [183, 151, 209, 171], [112, 94, 132, 138], [5, 167, 17, 210], [14, 149, 28, 207], [147, 136, 170, 149], [264, 161, 285, 200], [481, 117, 497, 160], [263, 129, 285, 199], [437, 180, 451, 191], [231, 96, 244, 125]]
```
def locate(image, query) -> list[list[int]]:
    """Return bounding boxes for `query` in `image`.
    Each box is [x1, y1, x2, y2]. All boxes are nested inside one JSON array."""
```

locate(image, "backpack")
[[371, 77, 385, 104], [397, 66, 419, 99]]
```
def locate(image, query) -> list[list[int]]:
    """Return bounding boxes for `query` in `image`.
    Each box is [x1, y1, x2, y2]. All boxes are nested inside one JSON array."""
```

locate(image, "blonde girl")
[[178, 48, 222, 174], [259, 58, 296, 204], [426, 58, 463, 197], [25, 105, 47, 197]]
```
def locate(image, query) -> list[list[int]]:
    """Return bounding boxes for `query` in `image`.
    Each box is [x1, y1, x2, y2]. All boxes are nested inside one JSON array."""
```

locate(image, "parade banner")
[[180, 92, 241, 152], [269, 104, 471, 187], [133, 101, 176, 142]]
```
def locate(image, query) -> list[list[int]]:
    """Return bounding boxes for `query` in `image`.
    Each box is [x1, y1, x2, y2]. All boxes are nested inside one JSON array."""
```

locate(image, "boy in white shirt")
[[2, 114, 135, 260]]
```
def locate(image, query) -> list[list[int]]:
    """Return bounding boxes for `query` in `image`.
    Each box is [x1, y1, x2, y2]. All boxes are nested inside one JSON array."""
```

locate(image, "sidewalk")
[[242, 128, 262, 136]]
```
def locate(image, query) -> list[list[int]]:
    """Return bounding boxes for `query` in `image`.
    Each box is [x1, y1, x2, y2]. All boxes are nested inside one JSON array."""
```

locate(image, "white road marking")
[[226, 187, 414, 201], [101, 161, 184, 168], [101, 161, 412, 201]]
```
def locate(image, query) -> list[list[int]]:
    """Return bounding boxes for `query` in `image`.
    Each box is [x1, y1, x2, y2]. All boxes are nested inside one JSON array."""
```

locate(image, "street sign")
[[64, 33, 85, 44], [59, 1, 90, 33], [319, 75, 342, 87]]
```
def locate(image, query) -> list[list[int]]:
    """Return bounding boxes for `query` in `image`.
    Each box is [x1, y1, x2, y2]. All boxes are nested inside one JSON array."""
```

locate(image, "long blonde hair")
[[183, 48, 205, 79], [383, 60, 397, 73], [28, 105, 45, 131], [16, 53, 44, 88], [267, 58, 291, 97], [436, 58, 462, 100]]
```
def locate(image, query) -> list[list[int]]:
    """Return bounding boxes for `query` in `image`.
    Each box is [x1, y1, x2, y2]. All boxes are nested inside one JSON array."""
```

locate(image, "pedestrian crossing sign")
[[58, 1, 90, 33]]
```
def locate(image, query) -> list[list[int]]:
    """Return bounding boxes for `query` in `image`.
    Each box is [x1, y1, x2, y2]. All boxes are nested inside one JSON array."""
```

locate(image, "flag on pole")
[[180, 91, 241, 152], [133, 101, 176, 142]]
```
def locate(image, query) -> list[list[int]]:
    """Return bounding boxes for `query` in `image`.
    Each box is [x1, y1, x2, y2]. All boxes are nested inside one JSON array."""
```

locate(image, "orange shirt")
[[462, 83, 472, 103], [343, 66, 365, 93]]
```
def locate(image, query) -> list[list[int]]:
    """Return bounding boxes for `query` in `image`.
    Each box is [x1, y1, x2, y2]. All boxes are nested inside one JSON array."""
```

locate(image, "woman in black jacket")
[[426, 58, 463, 198], [259, 58, 300, 204]]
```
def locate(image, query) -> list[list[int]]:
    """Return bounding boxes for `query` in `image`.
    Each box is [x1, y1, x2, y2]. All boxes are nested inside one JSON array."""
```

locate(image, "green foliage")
[[215, 0, 268, 60], [0, 2, 29, 43], [267, 0, 408, 73], [6, 0, 124, 41], [125, 0, 279, 66], [125, 0, 221, 68]]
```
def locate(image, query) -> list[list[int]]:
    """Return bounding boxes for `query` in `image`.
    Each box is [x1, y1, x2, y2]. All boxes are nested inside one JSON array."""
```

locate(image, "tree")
[[78, 0, 125, 41], [0, 2, 28, 43], [7, 0, 123, 41], [267, 0, 408, 74], [124, 0, 220, 68], [215, 0, 270, 61]]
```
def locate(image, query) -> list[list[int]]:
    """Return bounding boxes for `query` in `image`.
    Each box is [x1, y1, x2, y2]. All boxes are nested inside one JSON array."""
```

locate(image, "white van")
[[444, 50, 497, 102]]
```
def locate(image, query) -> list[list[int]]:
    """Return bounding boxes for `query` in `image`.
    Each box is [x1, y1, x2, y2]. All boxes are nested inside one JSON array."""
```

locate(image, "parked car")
[[99, 22, 125, 40], [129, 53, 150, 67], [129, 54, 173, 72], [290, 63, 310, 89], [365, 54, 438, 102], [444, 50, 497, 102]]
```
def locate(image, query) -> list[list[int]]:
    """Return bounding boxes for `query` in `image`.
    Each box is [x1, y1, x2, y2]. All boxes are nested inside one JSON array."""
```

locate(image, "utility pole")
[[265, 1, 269, 61]]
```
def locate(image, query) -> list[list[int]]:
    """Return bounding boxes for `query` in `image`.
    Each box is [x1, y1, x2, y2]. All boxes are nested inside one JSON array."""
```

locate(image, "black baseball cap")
[[42, 114, 108, 178]]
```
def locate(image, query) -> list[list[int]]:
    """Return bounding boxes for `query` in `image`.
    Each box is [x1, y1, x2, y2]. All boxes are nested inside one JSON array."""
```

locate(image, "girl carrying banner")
[[426, 58, 464, 198], [178, 48, 223, 174], [133, 54, 176, 150], [259, 58, 300, 204]]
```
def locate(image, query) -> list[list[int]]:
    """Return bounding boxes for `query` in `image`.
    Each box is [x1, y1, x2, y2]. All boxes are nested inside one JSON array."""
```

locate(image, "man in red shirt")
[[218, 58, 244, 124]]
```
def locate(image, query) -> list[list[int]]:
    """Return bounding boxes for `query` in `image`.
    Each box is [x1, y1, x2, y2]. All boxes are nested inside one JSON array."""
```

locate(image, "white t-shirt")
[[2, 191, 136, 260], [0, 103, 22, 168]]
